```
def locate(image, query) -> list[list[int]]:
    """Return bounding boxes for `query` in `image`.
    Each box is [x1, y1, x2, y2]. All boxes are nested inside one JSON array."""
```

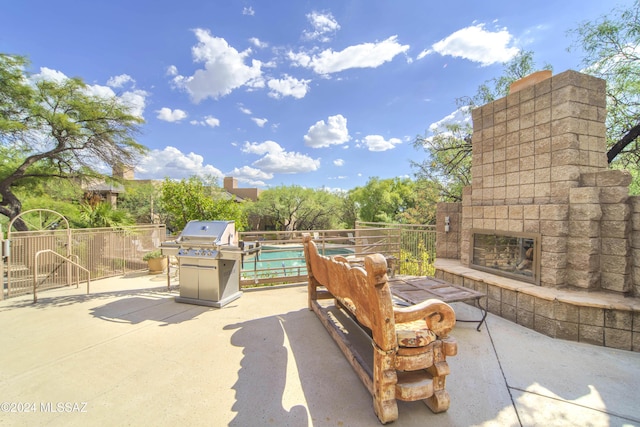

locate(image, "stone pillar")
[[596, 170, 632, 293], [567, 187, 602, 289]]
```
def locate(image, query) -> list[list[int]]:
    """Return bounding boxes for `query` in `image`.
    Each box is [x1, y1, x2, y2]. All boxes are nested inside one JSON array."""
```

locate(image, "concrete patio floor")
[[1, 274, 639, 427]]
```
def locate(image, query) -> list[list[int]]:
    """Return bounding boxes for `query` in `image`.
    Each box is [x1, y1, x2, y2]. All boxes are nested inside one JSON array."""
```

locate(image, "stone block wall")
[[631, 197, 640, 297]]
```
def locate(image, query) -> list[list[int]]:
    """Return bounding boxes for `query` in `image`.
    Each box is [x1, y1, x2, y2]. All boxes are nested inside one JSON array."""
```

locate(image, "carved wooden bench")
[[302, 236, 457, 424]]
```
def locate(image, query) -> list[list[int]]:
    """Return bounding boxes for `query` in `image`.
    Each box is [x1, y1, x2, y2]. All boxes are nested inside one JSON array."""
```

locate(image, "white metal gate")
[[4, 209, 79, 299]]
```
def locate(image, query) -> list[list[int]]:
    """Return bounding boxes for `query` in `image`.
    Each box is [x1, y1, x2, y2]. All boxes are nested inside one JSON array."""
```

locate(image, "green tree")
[[0, 54, 146, 231], [160, 176, 247, 232], [15, 176, 85, 228], [568, 1, 640, 165], [402, 178, 442, 225], [79, 202, 134, 228], [339, 191, 359, 229], [348, 177, 416, 223], [118, 181, 164, 224], [247, 185, 342, 232]]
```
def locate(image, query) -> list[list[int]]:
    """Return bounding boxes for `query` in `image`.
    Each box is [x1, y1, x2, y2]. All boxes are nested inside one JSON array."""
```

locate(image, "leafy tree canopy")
[[246, 185, 343, 232], [79, 201, 134, 228], [0, 54, 146, 230], [348, 177, 416, 223], [118, 181, 164, 225], [160, 176, 247, 232]]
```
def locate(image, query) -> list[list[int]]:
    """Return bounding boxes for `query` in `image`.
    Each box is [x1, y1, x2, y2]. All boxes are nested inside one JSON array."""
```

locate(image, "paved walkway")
[[0, 274, 639, 426]]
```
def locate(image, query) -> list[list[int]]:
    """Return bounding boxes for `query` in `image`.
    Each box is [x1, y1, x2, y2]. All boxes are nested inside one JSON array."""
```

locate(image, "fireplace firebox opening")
[[470, 230, 541, 285]]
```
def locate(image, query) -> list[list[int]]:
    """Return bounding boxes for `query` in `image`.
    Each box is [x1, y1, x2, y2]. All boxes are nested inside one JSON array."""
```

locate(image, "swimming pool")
[[241, 244, 353, 279]]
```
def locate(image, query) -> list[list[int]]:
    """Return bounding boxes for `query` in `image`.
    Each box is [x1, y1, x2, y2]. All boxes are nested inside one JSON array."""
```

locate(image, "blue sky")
[[1, 0, 632, 190]]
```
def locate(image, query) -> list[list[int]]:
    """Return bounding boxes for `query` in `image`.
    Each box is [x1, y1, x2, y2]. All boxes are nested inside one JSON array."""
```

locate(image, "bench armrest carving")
[[394, 299, 456, 338]]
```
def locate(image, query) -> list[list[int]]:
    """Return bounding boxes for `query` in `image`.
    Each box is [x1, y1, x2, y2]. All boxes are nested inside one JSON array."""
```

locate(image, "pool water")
[[241, 245, 353, 278]]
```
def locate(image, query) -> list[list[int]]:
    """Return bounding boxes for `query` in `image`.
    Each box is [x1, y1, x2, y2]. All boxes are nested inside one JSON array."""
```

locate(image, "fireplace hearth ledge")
[[434, 258, 640, 352]]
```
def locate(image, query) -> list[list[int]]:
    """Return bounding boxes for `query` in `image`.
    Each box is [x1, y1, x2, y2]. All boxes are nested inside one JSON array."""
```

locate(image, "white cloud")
[[361, 135, 402, 152], [242, 140, 284, 156], [107, 74, 134, 88], [249, 37, 267, 48], [303, 11, 340, 42], [242, 6, 255, 16], [172, 28, 263, 102], [166, 65, 178, 76], [251, 117, 268, 127], [118, 89, 148, 117], [289, 36, 409, 75], [253, 151, 320, 173], [242, 140, 320, 174], [428, 106, 471, 133], [157, 107, 187, 122], [32, 67, 67, 83], [304, 114, 350, 148], [333, 159, 344, 166], [267, 75, 310, 99], [227, 165, 272, 186], [190, 115, 221, 128], [136, 146, 223, 180], [426, 23, 519, 66]]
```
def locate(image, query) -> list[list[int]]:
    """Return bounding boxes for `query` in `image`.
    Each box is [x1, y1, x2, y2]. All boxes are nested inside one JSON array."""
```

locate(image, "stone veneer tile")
[[502, 303, 517, 322], [520, 170, 535, 185], [483, 206, 496, 218], [633, 332, 640, 352], [601, 204, 631, 221], [520, 184, 534, 198], [517, 293, 535, 311], [523, 220, 540, 233], [495, 206, 509, 219], [535, 92, 551, 109], [487, 299, 501, 315], [579, 325, 604, 346], [535, 151, 551, 168], [634, 312, 640, 332], [534, 315, 556, 337], [520, 127, 534, 143], [502, 289, 517, 306], [517, 310, 534, 329], [535, 298, 554, 318], [601, 221, 630, 238], [604, 329, 632, 351], [555, 320, 579, 342], [555, 302, 580, 322], [534, 167, 551, 183], [580, 306, 604, 326], [487, 284, 501, 301], [605, 309, 632, 330]]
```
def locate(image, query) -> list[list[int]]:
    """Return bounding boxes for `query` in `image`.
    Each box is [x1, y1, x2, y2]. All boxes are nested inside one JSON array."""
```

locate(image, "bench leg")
[[373, 346, 398, 424], [424, 389, 450, 413], [423, 341, 451, 413]]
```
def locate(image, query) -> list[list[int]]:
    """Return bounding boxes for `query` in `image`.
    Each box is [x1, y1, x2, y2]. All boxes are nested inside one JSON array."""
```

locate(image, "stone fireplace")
[[434, 70, 640, 351]]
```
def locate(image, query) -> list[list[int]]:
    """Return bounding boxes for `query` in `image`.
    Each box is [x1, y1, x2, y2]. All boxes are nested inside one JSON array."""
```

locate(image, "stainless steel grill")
[[161, 220, 243, 307]]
